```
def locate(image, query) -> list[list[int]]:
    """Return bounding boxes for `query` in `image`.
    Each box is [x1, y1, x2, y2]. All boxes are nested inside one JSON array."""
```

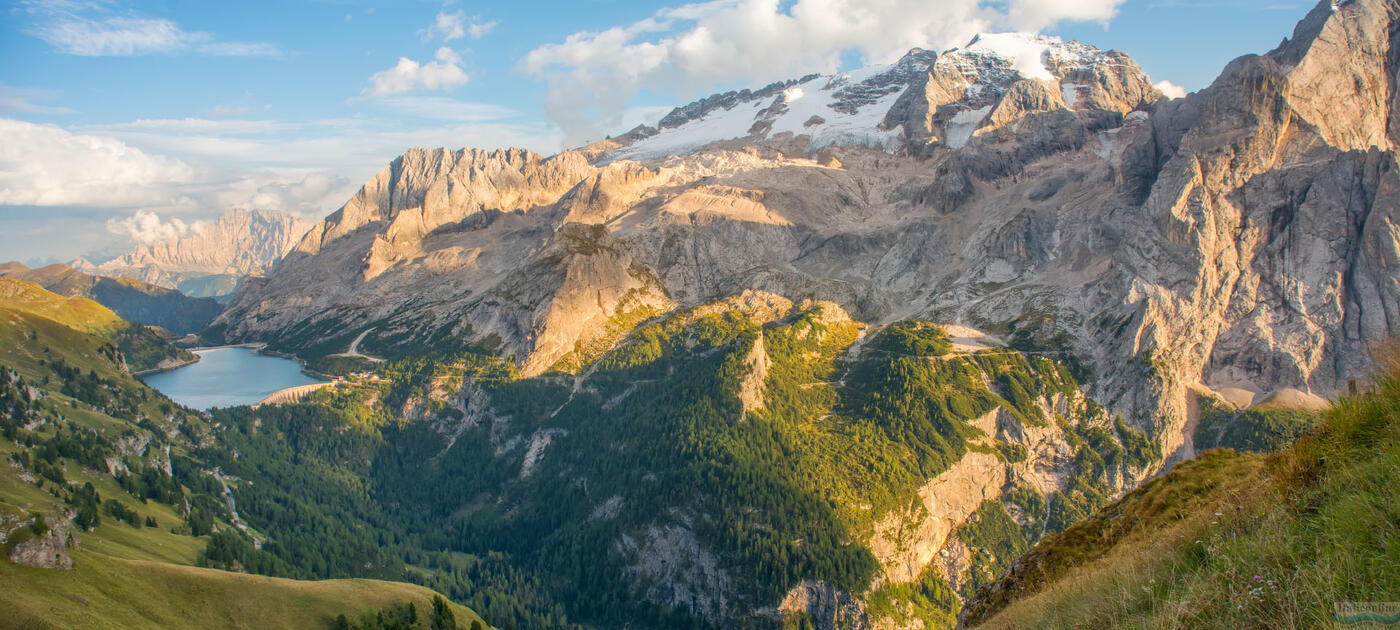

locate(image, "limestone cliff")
[[82, 208, 313, 298]]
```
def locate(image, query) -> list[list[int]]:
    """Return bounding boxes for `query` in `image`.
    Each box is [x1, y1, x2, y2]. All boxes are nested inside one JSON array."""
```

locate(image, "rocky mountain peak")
[[600, 33, 1155, 162], [83, 207, 313, 298], [1269, 0, 1397, 152]]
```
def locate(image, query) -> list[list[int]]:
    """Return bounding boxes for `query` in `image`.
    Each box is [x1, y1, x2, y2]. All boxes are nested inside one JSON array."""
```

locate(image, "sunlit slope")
[[0, 277, 124, 335], [0, 551, 485, 630], [0, 277, 192, 373], [965, 360, 1400, 629]]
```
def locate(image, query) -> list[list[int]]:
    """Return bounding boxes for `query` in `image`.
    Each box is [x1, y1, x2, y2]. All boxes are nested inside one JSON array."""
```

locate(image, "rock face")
[[214, 0, 1400, 623], [7, 519, 78, 570], [82, 208, 313, 299]]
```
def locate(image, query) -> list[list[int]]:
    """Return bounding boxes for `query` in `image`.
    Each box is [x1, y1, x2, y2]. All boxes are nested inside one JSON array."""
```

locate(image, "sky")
[[1, 0, 1315, 264]]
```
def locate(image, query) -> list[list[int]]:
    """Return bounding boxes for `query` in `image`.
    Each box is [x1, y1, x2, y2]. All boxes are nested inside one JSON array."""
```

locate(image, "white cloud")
[[1154, 80, 1188, 99], [34, 16, 195, 55], [105, 210, 207, 245], [212, 173, 352, 217], [523, 0, 1127, 145], [27, 6, 280, 57], [422, 9, 497, 42], [358, 47, 470, 99], [199, 41, 283, 57], [1006, 0, 1121, 31], [468, 20, 498, 39], [0, 118, 195, 206]]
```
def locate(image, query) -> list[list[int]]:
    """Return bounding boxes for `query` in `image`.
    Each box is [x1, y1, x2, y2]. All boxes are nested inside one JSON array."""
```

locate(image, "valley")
[[4, 0, 1400, 628]]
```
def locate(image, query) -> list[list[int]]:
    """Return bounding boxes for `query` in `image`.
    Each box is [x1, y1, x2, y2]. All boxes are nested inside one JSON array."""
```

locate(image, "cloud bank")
[[105, 210, 207, 245], [524, 0, 1125, 144], [0, 118, 195, 207]]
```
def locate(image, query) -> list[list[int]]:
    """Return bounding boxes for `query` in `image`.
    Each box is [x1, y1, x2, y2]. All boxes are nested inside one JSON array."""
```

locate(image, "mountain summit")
[[597, 33, 1157, 161]]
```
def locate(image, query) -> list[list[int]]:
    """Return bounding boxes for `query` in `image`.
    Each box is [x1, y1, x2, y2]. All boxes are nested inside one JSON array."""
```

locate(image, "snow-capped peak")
[[603, 35, 1123, 162]]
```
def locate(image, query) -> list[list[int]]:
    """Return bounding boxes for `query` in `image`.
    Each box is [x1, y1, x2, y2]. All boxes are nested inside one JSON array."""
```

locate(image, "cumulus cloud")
[[0, 118, 195, 207], [1154, 80, 1188, 99], [422, 9, 497, 42], [358, 47, 470, 99], [523, 0, 1126, 144], [31, 15, 280, 57], [105, 210, 207, 245]]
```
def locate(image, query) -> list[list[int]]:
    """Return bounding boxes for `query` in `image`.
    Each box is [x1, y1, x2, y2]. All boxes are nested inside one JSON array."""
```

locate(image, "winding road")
[[332, 328, 384, 363]]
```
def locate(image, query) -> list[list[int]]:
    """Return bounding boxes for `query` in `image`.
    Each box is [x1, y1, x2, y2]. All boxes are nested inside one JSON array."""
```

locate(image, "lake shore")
[[132, 352, 202, 377]]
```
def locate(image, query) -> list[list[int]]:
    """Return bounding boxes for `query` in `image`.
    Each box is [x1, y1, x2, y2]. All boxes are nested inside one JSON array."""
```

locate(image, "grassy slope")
[[0, 277, 124, 335], [966, 363, 1400, 629], [0, 278, 193, 373], [0, 262, 223, 335], [0, 551, 484, 630], [0, 304, 489, 630]]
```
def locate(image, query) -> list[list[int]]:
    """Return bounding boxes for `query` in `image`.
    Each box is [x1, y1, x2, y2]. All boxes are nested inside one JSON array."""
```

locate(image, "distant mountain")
[[0, 261, 222, 335], [78, 208, 313, 300]]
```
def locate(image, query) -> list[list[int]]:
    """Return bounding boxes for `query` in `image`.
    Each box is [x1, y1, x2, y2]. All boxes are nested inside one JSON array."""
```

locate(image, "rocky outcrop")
[[737, 331, 771, 417], [617, 524, 734, 623], [8, 518, 78, 570]]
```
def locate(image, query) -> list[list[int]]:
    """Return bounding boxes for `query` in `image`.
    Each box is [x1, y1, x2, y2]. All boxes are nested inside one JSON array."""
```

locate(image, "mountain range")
[[217, 1, 1394, 460], [6, 0, 1400, 628], [190, 0, 1400, 625], [77, 208, 313, 300]]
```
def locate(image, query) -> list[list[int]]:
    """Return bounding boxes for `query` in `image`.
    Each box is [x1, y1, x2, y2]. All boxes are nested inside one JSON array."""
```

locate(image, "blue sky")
[[1, 0, 1314, 263]]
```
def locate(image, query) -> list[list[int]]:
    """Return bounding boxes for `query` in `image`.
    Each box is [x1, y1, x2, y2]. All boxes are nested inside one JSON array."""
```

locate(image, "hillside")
[[0, 277, 192, 374], [1, 552, 484, 630], [962, 354, 1400, 628], [0, 276, 124, 335], [0, 262, 223, 335], [0, 295, 489, 630]]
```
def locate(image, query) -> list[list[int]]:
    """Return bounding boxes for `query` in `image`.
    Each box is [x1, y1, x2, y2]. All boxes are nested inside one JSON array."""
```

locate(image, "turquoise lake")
[[140, 347, 323, 410]]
